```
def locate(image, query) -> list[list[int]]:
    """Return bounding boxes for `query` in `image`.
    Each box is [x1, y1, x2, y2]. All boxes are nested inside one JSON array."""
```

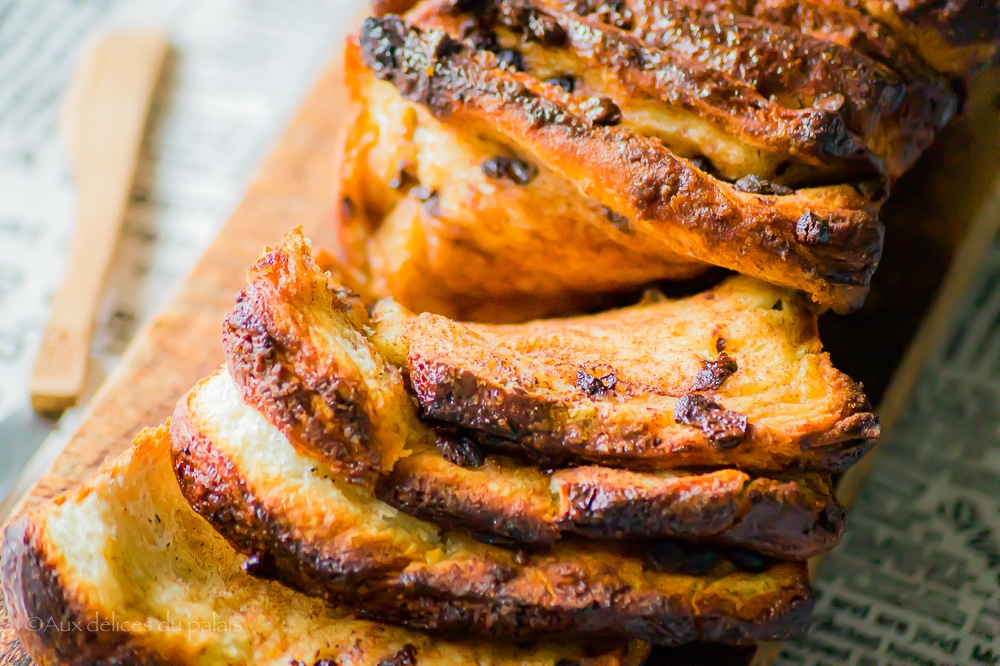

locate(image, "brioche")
[[222, 230, 849, 557], [345, 16, 884, 314], [170, 370, 815, 645], [1, 427, 639, 665]]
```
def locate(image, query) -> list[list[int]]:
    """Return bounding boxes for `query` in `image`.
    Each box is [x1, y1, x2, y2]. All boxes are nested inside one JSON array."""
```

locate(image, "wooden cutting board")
[[1, 37, 998, 666]]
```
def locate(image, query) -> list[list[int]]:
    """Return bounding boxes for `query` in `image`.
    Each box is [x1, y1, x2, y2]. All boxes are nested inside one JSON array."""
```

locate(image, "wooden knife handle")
[[30, 32, 169, 415]]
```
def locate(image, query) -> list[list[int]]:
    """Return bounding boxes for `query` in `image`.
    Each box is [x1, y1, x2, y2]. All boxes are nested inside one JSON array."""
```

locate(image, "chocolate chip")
[[771, 299, 783, 311], [482, 155, 538, 185], [603, 206, 633, 234], [690, 352, 738, 392], [733, 174, 793, 196], [715, 337, 727, 353], [582, 96, 622, 126], [576, 368, 618, 397], [673, 394, 747, 449], [647, 540, 719, 576], [795, 211, 831, 244], [435, 432, 486, 468], [546, 75, 576, 93]]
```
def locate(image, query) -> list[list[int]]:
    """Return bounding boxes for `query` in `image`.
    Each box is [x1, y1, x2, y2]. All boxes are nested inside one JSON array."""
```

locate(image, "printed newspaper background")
[[0, 0, 354, 500], [779, 234, 1000, 665], [0, 2, 996, 664]]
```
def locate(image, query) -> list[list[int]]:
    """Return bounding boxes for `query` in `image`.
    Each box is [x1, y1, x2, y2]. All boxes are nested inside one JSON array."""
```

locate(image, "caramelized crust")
[[2, 427, 638, 666], [382, 448, 846, 558], [223, 231, 849, 557], [338, 44, 707, 322], [221, 230, 422, 484], [170, 370, 815, 645], [400, 275, 879, 474], [415, 0, 877, 180], [357, 16, 884, 313]]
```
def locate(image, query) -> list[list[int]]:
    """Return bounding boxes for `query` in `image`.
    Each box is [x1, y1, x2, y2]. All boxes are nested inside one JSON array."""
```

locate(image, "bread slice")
[[222, 230, 847, 557], [402, 274, 880, 474], [353, 16, 884, 314], [229, 230, 878, 476], [381, 444, 845, 559], [338, 41, 706, 323], [171, 369, 815, 645], [1, 427, 640, 665]]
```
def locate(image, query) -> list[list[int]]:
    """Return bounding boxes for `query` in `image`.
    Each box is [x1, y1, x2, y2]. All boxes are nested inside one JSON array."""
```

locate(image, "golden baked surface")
[[1, 427, 635, 665], [335, 0, 997, 321], [223, 230, 851, 558], [171, 369, 815, 646]]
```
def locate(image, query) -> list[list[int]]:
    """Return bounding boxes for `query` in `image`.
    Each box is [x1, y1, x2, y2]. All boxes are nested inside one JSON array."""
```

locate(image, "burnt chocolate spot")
[[435, 432, 486, 468], [647, 540, 719, 576], [795, 211, 831, 245], [482, 155, 538, 185], [242, 552, 282, 581], [360, 17, 407, 81], [576, 367, 618, 397], [673, 394, 747, 449], [546, 75, 576, 93], [603, 206, 633, 234], [771, 299, 784, 311], [378, 644, 418, 666], [733, 174, 793, 196], [582, 96, 622, 126], [691, 352, 738, 392]]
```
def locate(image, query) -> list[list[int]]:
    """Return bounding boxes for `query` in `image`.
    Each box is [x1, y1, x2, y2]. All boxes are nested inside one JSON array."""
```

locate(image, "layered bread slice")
[[171, 370, 815, 645], [1, 427, 640, 665], [231, 230, 877, 477], [342, 16, 884, 315], [222, 230, 849, 558]]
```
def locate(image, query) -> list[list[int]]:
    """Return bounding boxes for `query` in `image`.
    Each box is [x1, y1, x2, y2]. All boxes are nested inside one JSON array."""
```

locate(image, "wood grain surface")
[[1, 47, 998, 666]]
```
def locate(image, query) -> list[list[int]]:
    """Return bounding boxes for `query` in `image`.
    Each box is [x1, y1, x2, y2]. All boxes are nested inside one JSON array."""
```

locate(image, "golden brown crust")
[[222, 231, 849, 557], [2, 426, 639, 666], [338, 41, 707, 322], [170, 371, 816, 646], [358, 16, 884, 313], [222, 229, 419, 484], [382, 451, 845, 558], [2, 520, 153, 666], [402, 276, 879, 474]]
